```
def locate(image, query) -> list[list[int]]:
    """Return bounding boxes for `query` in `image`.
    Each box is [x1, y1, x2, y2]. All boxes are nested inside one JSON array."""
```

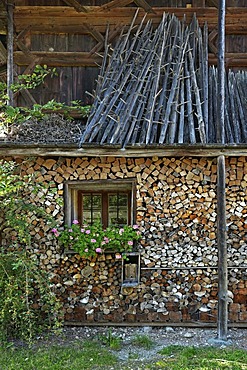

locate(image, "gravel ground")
[[34, 325, 247, 363]]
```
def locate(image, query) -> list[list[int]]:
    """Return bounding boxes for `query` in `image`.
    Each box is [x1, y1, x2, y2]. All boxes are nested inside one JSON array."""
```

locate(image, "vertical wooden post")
[[217, 155, 228, 341], [7, 0, 14, 106], [216, 0, 229, 344], [217, 0, 225, 144]]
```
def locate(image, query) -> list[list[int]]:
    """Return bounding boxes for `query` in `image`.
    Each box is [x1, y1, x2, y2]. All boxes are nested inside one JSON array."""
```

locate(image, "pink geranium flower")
[[128, 241, 133, 246], [86, 230, 90, 234], [96, 247, 102, 253], [91, 239, 96, 243], [72, 220, 79, 224], [133, 224, 139, 229]]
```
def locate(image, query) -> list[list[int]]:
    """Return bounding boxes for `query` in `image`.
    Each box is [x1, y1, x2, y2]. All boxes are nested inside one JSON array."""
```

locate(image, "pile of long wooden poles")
[[80, 12, 247, 147]]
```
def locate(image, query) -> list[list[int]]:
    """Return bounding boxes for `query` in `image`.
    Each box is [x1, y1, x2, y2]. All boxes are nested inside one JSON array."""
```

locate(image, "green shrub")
[[0, 160, 63, 343], [0, 251, 63, 343]]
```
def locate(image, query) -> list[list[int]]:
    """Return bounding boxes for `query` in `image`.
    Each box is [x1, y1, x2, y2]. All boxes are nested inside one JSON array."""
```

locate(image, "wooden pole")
[[7, 0, 14, 106], [217, 155, 228, 341], [216, 0, 228, 343], [217, 0, 225, 144]]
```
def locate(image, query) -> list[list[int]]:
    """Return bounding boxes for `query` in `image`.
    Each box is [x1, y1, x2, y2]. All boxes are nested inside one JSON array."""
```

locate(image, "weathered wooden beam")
[[133, 0, 155, 13], [217, 0, 225, 144], [0, 144, 247, 158], [12, 6, 247, 35], [13, 50, 246, 69], [216, 155, 228, 342], [0, 40, 7, 66], [13, 51, 102, 67], [208, 0, 218, 8], [98, 0, 133, 11], [208, 29, 218, 54], [62, 0, 89, 13], [7, 0, 14, 106], [209, 53, 247, 68], [82, 23, 104, 44], [216, 0, 229, 345]]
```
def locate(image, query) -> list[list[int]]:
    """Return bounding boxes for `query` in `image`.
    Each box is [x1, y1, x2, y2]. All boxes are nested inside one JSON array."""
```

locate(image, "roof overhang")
[[0, 143, 247, 158]]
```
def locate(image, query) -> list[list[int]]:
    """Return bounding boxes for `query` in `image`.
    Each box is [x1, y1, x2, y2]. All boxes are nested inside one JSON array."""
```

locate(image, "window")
[[64, 180, 136, 228]]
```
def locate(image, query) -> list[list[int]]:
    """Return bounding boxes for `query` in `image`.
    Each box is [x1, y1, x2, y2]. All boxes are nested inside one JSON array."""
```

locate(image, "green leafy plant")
[[0, 160, 54, 245], [0, 251, 63, 344], [131, 334, 154, 350], [52, 220, 141, 258], [0, 160, 63, 343], [0, 65, 91, 130], [98, 329, 122, 350], [0, 65, 56, 127]]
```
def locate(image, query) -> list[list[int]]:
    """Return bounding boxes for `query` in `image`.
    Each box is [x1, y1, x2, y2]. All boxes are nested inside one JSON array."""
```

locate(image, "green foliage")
[[0, 65, 91, 129], [98, 329, 122, 350], [0, 65, 56, 126], [131, 334, 154, 350], [0, 251, 63, 344], [12, 65, 57, 92], [52, 220, 141, 258], [0, 160, 53, 245], [0, 160, 63, 343]]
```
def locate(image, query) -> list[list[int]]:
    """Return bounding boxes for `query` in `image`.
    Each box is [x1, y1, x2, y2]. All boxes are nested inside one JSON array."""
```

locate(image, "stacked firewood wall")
[[1, 155, 247, 323]]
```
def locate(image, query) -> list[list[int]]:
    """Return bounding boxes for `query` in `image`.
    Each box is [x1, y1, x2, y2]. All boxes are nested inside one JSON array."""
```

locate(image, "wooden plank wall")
[[0, 0, 246, 106]]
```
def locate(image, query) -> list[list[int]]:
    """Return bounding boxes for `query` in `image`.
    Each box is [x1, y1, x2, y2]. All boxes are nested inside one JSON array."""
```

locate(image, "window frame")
[[64, 179, 137, 227]]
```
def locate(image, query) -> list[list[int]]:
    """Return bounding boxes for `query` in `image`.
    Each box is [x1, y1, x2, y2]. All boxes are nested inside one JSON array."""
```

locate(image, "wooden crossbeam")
[[209, 53, 247, 68], [13, 7, 247, 35], [15, 26, 31, 42], [12, 50, 247, 69], [133, 0, 154, 13], [14, 51, 102, 67], [0, 40, 7, 66], [82, 23, 104, 44], [99, 0, 133, 11], [206, 0, 218, 7], [62, 0, 88, 13], [89, 23, 123, 56], [208, 29, 218, 54]]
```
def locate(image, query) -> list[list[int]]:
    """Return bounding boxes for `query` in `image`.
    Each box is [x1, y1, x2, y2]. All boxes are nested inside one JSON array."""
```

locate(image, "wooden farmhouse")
[[0, 0, 247, 327]]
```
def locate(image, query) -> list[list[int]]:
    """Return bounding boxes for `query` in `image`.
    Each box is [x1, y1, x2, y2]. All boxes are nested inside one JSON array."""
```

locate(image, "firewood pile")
[[80, 12, 247, 147]]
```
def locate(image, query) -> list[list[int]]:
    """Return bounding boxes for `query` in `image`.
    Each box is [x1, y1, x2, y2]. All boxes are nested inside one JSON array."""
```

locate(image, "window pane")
[[108, 193, 128, 226], [82, 194, 102, 224]]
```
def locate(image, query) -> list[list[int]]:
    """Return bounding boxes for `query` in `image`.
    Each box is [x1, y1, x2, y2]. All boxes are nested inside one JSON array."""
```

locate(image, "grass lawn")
[[1, 341, 247, 369], [0, 341, 117, 370]]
